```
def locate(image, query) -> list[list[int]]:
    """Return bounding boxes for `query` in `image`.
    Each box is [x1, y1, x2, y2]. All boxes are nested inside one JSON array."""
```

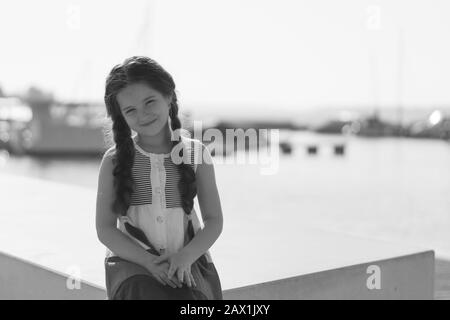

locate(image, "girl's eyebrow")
[[123, 95, 156, 111], [141, 95, 156, 103]]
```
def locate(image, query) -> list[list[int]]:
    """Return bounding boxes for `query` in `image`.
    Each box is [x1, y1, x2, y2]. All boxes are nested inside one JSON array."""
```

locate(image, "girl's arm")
[[179, 143, 224, 263], [95, 150, 157, 270]]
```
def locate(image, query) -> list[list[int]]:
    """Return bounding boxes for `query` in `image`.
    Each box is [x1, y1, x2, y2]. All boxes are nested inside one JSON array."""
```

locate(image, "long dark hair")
[[104, 56, 196, 217]]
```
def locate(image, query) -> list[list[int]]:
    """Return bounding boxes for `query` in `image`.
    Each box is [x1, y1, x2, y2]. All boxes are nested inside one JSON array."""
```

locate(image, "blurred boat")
[[311, 110, 360, 135], [350, 113, 404, 137], [408, 110, 450, 140], [0, 97, 107, 156], [0, 97, 33, 153], [312, 120, 353, 134]]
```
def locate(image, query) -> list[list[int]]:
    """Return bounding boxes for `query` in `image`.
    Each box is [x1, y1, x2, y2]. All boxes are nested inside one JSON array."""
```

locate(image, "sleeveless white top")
[[105, 134, 214, 264]]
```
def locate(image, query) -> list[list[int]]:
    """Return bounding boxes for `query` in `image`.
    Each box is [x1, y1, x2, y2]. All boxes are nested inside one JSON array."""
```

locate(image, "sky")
[[0, 0, 450, 117]]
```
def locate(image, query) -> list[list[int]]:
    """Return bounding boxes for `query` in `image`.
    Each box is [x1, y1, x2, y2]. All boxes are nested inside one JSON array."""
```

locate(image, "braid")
[[107, 94, 135, 216], [169, 93, 197, 216]]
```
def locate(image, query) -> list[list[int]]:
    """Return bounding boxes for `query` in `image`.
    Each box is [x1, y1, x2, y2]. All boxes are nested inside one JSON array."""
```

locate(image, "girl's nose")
[[141, 105, 152, 116]]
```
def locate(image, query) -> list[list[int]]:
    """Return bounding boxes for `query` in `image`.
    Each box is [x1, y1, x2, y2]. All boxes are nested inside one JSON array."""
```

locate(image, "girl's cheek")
[[126, 114, 137, 125]]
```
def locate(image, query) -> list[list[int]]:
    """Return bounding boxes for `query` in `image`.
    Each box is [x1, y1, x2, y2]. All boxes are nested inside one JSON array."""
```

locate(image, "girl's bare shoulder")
[[103, 146, 117, 159], [99, 146, 116, 175]]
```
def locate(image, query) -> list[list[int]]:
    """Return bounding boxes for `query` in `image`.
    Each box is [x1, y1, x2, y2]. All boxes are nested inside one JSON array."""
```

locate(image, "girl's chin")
[[136, 125, 163, 136]]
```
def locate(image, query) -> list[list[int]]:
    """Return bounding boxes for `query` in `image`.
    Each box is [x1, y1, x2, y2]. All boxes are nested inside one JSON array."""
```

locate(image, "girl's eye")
[[126, 109, 136, 114], [146, 100, 154, 105]]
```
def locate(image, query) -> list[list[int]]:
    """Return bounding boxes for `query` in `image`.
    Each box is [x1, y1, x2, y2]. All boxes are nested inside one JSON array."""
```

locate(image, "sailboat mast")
[[397, 27, 404, 133], [370, 47, 380, 119], [132, 0, 156, 56]]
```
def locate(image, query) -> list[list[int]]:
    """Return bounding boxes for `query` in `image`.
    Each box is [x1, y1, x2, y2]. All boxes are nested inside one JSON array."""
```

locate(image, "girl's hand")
[[152, 251, 197, 288], [146, 261, 183, 288]]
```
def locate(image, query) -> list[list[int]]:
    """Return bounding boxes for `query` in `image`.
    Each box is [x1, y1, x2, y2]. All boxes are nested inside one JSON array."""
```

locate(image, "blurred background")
[[0, 0, 449, 298]]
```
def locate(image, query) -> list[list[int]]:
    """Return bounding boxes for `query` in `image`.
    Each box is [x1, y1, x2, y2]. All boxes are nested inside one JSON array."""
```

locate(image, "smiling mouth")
[[140, 118, 157, 127]]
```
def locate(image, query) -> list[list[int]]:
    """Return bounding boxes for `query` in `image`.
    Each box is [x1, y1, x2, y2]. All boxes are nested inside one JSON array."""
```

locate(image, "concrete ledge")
[[222, 251, 435, 300], [0, 251, 105, 300], [1, 250, 434, 300]]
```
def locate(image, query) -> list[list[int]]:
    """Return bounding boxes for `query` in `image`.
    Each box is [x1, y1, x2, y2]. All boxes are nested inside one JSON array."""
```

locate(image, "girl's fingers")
[[165, 267, 182, 288], [166, 278, 178, 288], [169, 276, 182, 288], [163, 275, 176, 288], [164, 269, 182, 288], [190, 272, 197, 287], [177, 269, 184, 284], [161, 273, 178, 288], [167, 264, 175, 279], [154, 275, 166, 286], [185, 270, 192, 287]]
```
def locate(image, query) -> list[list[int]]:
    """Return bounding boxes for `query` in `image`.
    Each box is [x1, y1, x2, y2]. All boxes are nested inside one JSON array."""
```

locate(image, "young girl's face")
[[116, 82, 172, 136]]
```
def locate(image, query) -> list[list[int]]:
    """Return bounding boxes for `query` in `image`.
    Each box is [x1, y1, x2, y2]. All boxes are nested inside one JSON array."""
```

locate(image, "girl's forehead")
[[117, 82, 160, 107]]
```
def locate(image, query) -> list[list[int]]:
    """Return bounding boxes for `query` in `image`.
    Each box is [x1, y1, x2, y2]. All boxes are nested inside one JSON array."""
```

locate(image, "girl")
[[96, 56, 223, 300]]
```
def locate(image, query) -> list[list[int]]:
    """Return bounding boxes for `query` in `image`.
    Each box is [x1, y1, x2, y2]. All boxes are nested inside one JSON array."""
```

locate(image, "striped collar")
[[132, 135, 171, 158], [132, 134, 193, 159]]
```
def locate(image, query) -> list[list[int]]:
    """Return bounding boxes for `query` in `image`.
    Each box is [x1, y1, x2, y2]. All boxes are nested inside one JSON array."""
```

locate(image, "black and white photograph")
[[0, 0, 449, 303]]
